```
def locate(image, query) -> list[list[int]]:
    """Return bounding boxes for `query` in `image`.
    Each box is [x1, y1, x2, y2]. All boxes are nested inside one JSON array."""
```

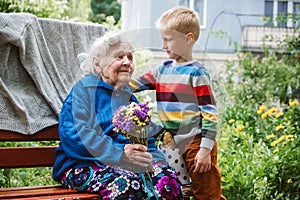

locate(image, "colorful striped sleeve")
[[193, 67, 219, 150], [129, 70, 157, 92]]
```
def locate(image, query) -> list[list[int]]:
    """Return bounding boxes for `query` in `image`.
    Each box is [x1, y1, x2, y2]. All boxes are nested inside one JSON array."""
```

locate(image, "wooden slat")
[[0, 125, 59, 141], [7, 193, 99, 200], [0, 186, 76, 198], [0, 146, 57, 168], [0, 185, 62, 192], [0, 185, 98, 199]]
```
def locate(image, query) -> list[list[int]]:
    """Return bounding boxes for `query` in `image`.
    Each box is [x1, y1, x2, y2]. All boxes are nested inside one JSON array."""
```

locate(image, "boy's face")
[[159, 29, 192, 63]]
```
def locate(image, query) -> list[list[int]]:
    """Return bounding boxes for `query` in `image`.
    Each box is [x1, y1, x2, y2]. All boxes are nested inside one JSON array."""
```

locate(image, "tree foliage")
[[89, 0, 121, 24], [0, 0, 91, 22], [0, 0, 70, 20]]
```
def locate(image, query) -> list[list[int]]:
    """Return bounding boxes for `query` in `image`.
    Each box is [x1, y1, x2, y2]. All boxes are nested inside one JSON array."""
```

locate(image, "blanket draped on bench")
[[0, 13, 108, 135]]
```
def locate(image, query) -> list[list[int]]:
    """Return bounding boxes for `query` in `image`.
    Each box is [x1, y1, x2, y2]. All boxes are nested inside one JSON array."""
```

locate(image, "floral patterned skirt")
[[60, 161, 183, 200]]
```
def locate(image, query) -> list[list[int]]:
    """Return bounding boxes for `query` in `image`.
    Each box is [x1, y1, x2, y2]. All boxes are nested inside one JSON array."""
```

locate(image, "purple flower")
[[134, 109, 148, 120], [112, 102, 151, 133], [157, 176, 180, 200], [111, 102, 151, 144], [123, 121, 134, 132], [139, 102, 150, 113]]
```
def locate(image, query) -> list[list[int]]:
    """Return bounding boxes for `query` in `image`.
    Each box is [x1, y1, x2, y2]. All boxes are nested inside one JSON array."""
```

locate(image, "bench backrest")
[[0, 125, 59, 169]]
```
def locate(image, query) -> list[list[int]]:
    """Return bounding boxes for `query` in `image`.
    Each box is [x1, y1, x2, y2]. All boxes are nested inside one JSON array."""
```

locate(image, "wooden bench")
[[0, 125, 193, 199], [0, 125, 99, 199]]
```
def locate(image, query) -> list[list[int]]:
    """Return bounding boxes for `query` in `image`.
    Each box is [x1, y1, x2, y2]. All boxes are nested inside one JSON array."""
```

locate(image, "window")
[[294, 2, 300, 27], [265, 0, 274, 26], [265, 0, 300, 28], [179, 0, 207, 29]]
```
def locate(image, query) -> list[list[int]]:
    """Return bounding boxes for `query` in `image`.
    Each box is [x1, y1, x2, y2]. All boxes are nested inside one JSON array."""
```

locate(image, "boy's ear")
[[186, 32, 195, 43]]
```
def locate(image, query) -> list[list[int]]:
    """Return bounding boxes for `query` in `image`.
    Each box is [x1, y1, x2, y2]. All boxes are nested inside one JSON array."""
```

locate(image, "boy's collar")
[[172, 60, 196, 66]]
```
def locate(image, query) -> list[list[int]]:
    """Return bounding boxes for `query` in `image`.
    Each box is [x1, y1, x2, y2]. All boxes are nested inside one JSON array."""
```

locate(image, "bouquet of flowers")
[[111, 102, 154, 175]]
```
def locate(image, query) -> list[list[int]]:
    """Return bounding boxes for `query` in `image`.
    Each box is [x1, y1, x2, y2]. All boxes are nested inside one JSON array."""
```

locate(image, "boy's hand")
[[163, 131, 175, 149], [193, 148, 211, 173]]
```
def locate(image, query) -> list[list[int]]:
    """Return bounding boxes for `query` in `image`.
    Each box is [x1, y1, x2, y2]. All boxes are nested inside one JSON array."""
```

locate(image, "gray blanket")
[[0, 13, 108, 134]]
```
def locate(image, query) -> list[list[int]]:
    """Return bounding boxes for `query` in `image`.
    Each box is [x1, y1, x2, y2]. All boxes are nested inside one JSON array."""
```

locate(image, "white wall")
[[120, 0, 266, 52]]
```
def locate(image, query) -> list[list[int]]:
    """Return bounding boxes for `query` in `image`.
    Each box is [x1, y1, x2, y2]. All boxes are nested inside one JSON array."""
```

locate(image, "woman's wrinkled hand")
[[123, 144, 152, 168]]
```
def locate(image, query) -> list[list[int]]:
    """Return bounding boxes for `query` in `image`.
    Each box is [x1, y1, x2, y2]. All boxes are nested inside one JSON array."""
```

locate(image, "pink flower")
[[157, 176, 180, 200], [99, 188, 111, 200]]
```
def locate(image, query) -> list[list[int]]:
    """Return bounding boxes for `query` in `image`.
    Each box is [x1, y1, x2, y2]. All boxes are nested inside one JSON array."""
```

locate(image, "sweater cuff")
[[200, 138, 215, 150]]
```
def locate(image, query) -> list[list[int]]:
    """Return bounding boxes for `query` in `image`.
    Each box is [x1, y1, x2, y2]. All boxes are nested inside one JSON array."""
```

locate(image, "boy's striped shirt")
[[130, 60, 218, 150]]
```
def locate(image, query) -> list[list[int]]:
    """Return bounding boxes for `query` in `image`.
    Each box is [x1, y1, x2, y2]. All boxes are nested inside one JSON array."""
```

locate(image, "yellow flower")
[[266, 110, 272, 116], [266, 134, 275, 139], [286, 135, 295, 142], [273, 148, 279, 153], [132, 116, 139, 121], [266, 107, 279, 116], [278, 135, 285, 142], [229, 119, 235, 123], [269, 107, 279, 113], [287, 179, 293, 184], [135, 106, 141, 111], [236, 125, 244, 132], [261, 113, 269, 119], [275, 125, 285, 131], [275, 112, 283, 118], [257, 109, 263, 114], [286, 135, 294, 139], [289, 99, 299, 107], [138, 122, 146, 126], [259, 105, 267, 112], [271, 140, 279, 147]]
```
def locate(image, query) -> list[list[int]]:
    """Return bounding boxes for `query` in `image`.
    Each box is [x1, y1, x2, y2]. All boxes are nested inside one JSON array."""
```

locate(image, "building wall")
[[199, 0, 265, 52], [121, 0, 265, 53], [121, 0, 177, 51]]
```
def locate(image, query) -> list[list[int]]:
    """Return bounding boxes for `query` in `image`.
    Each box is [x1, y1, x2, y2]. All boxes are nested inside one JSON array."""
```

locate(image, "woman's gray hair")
[[77, 31, 131, 72]]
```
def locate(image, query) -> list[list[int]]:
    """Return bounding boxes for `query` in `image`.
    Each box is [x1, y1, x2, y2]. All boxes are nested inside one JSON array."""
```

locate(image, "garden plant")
[[217, 36, 300, 199]]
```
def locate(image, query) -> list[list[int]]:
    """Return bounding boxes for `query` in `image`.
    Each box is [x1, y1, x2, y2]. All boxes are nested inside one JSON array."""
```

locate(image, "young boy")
[[130, 6, 226, 200]]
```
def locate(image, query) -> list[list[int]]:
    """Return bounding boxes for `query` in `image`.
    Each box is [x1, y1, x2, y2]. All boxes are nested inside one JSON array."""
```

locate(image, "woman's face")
[[94, 43, 134, 89]]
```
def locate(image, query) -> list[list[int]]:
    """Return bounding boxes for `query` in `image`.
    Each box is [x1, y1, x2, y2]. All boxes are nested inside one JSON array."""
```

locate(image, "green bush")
[[0, 141, 58, 188], [223, 51, 300, 105], [218, 121, 272, 199], [217, 25, 300, 198], [218, 36, 300, 198], [0, 167, 56, 188], [219, 100, 300, 199]]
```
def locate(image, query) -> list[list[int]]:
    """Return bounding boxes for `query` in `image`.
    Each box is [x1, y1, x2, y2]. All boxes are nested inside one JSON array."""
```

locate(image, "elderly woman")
[[52, 32, 184, 200]]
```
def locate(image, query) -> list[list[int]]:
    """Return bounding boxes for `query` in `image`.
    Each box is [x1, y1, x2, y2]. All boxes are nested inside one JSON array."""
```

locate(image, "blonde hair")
[[78, 31, 131, 73], [156, 6, 200, 41]]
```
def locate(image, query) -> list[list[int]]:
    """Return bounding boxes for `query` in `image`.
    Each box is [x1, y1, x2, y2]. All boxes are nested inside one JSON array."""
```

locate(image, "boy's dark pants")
[[182, 135, 226, 200]]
